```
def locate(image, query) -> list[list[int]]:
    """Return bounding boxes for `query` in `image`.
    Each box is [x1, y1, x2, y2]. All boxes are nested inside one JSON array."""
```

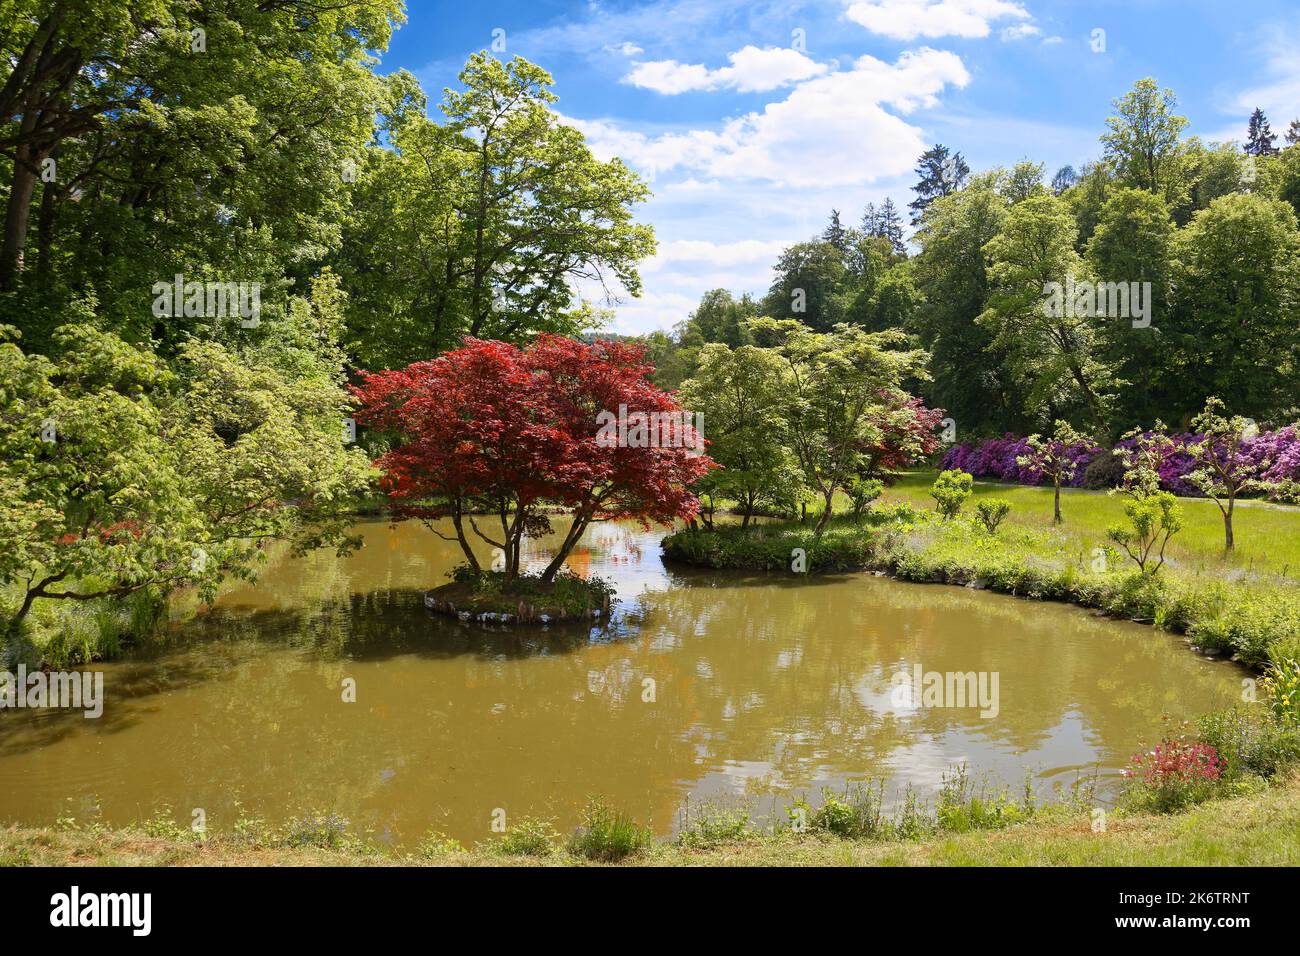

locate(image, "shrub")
[[930, 469, 973, 519], [1122, 739, 1225, 813], [1081, 449, 1126, 489], [283, 811, 352, 849], [1261, 657, 1300, 726], [414, 830, 464, 858], [806, 782, 887, 839], [974, 498, 1011, 533], [677, 803, 753, 849], [848, 476, 884, 517], [935, 764, 1032, 833], [1107, 492, 1182, 574], [494, 817, 559, 857], [1195, 707, 1300, 779], [567, 799, 652, 862]]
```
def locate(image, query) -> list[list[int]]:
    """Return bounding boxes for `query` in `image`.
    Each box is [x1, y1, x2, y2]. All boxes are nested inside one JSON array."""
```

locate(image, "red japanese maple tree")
[[862, 393, 945, 478], [351, 335, 714, 582]]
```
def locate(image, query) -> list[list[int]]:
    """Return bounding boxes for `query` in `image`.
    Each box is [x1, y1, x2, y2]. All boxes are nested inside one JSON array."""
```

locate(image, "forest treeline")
[[645, 84, 1300, 441]]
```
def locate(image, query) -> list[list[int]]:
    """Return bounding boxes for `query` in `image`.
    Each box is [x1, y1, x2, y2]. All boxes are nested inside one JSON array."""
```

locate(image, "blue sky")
[[379, 0, 1300, 335]]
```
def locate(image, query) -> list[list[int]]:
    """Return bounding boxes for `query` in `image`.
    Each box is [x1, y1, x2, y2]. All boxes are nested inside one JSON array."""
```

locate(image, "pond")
[[0, 518, 1246, 846]]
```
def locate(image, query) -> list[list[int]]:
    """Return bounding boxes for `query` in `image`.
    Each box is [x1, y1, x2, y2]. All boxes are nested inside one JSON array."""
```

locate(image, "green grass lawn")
[[880, 470, 1300, 579]]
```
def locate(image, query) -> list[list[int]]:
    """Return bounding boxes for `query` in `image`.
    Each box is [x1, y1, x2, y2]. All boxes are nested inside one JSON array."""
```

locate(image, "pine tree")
[[1050, 165, 1078, 195], [909, 144, 970, 224], [877, 198, 906, 256], [822, 209, 848, 250], [860, 202, 880, 236], [1245, 107, 1278, 156], [1286, 119, 1300, 146]]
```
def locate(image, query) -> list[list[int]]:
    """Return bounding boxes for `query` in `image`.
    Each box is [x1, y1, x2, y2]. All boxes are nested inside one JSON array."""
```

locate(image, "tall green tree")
[[909, 143, 969, 224], [1085, 188, 1175, 429], [909, 175, 1026, 435], [978, 193, 1115, 429], [335, 53, 655, 366], [760, 240, 848, 332], [1, 0, 404, 349], [678, 343, 799, 526], [1100, 79, 1191, 209], [1165, 193, 1300, 421], [1245, 107, 1279, 156], [862, 198, 906, 256], [747, 318, 928, 535], [686, 288, 757, 348]]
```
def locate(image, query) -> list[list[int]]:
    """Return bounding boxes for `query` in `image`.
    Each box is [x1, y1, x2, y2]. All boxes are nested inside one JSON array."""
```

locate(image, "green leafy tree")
[[748, 318, 928, 536], [1085, 188, 1175, 428], [336, 53, 655, 364], [1017, 420, 1087, 524], [761, 241, 849, 332], [678, 343, 799, 527], [979, 194, 1115, 429], [1100, 78, 1191, 209], [1166, 193, 1300, 421], [685, 289, 757, 347], [1, 320, 372, 631], [2, 0, 403, 349], [1107, 492, 1182, 575], [909, 175, 1027, 434], [1002, 161, 1047, 204]]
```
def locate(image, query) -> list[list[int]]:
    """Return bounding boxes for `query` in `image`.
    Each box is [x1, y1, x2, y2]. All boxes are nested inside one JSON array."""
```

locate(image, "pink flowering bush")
[[1123, 739, 1226, 813]]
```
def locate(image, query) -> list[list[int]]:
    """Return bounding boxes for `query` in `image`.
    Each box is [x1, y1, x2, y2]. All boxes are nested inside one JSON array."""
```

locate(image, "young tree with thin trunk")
[[1185, 397, 1267, 552], [1017, 420, 1092, 524]]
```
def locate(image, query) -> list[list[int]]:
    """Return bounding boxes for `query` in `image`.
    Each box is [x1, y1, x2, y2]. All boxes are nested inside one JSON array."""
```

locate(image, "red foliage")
[[863, 393, 945, 476], [351, 336, 715, 576], [1123, 740, 1224, 785]]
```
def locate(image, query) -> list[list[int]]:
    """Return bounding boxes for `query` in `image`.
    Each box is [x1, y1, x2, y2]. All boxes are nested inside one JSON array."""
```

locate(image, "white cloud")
[[580, 48, 970, 188], [604, 41, 644, 56], [625, 45, 828, 95], [846, 0, 1032, 41], [1229, 32, 1300, 128], [1000, 24, 1040, 41], [643, 238, 791, 272]]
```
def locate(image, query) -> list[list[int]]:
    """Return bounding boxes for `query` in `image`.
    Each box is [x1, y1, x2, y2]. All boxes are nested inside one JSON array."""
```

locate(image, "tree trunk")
[[450, 508, 480, 572], [1224, 499, 1235, 552], [1053, 481, 1062, 524], [0, 146, 38, 289], [813, 488, 834, 537], [539, 513, 589, 583]]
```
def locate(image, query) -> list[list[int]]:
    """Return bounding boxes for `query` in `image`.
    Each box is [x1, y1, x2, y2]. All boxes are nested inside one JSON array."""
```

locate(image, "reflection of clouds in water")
[[519, 520, 678, 614], [855, 662, 913, 717]]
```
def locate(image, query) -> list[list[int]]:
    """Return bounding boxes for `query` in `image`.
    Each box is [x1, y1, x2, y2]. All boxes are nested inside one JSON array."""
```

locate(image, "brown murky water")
[[0, 518, 1245, 846]]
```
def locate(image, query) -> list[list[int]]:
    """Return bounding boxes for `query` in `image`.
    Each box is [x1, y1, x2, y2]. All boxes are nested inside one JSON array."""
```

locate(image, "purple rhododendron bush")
[[943, 424, 1300, 501]]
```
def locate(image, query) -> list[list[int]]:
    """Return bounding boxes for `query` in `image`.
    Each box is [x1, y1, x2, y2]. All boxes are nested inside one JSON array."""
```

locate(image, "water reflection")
[[0, 517, 1245, 844]]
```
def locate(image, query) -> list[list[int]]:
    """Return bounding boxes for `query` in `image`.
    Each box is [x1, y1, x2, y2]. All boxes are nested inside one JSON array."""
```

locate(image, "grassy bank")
[[882, 471, 1300, 577], [665, 482, 1300, 669], [7, 771, 1300, 867]]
